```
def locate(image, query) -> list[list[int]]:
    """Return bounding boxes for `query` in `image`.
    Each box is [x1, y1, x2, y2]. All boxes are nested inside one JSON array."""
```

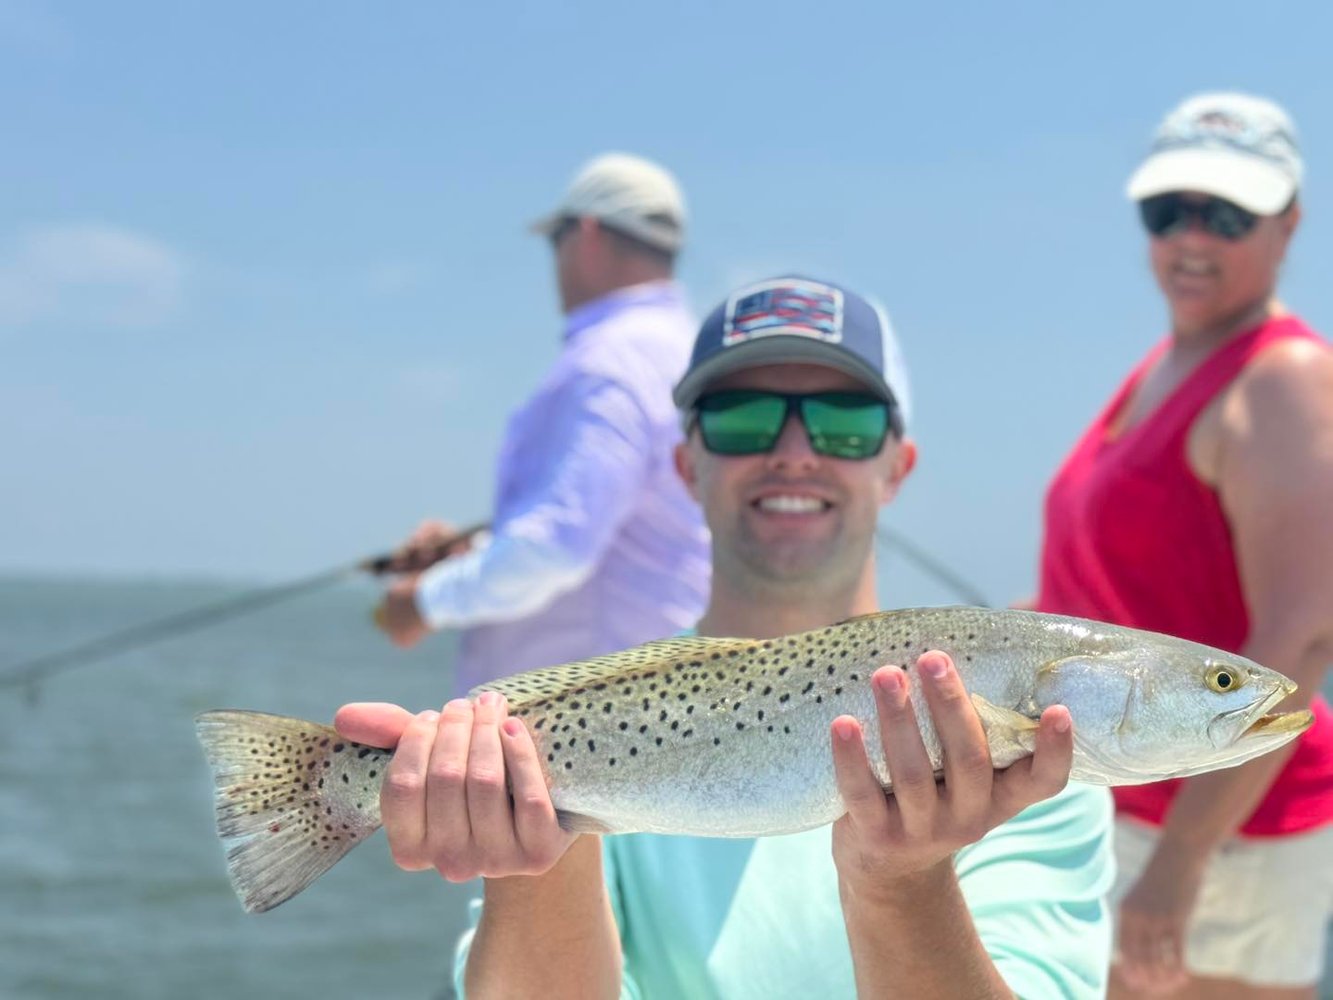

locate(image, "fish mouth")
[[1243, 709, 1315, 738], [1209, 681, 1301, 749]]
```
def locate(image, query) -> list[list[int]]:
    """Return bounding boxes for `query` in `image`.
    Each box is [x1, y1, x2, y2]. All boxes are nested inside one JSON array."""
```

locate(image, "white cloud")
[[0, 224, 187, 330]]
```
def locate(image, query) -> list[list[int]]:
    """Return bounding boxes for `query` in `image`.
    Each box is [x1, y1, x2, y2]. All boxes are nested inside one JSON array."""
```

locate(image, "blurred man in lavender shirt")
[[374, 154, 710, 692]]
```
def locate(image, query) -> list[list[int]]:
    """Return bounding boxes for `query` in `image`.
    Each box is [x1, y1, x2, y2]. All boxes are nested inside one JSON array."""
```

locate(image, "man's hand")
[[830, 650, 1074, 893], [373, 576, 431, 648], [1113, 847, 1205, 994], [334, 695, 578, 882], [382, 519, 477, 575]]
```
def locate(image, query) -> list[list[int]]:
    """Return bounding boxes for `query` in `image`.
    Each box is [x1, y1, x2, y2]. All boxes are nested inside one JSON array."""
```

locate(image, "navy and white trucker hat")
[[672, 275, 912, 434]]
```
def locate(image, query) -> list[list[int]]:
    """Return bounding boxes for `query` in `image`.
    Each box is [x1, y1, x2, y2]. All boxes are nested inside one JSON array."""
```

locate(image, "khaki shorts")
[[1109, 816, 1333, 987]]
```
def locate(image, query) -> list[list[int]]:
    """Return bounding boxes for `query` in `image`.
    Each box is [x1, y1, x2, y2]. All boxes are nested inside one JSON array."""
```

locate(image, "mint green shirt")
[[453, 778, 1114, 998]]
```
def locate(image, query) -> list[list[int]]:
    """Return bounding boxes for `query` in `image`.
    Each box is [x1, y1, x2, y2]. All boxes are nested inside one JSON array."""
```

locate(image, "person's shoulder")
[[1231, 317, 1333, 421]]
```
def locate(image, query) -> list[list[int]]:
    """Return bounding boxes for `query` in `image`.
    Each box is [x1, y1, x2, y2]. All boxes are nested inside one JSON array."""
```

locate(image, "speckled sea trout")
[[196, 606, 1312, 912]]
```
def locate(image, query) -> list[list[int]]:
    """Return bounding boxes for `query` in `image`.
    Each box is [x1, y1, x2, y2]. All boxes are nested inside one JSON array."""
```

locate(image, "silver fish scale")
[[481, 607, 1093, 837]]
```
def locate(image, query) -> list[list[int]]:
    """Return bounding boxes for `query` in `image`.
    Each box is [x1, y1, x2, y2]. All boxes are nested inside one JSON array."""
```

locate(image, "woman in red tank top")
[[1036, 94, 1333, 998]]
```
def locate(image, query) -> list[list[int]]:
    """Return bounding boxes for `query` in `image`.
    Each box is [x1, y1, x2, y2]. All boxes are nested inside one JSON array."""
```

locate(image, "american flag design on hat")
[[722, 278, 844, 347]]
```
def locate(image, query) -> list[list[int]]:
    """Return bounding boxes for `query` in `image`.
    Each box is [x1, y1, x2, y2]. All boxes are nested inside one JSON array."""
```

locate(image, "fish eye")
[[1205, 664, 1242, 693]]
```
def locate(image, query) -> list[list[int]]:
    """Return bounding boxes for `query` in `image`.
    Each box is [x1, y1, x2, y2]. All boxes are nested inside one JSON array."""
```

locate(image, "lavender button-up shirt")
[[415, 281, 711, 693]]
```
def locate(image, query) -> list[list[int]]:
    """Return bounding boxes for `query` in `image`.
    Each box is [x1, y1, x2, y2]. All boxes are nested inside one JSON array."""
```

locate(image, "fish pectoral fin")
[[969, 694, 1040, 766], [555, 809, 614, 835]]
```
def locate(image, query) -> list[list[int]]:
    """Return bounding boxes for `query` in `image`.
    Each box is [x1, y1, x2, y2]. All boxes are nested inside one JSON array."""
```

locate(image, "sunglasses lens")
[[801, 393, 889, 459], [1203, 199, 1258, 239], [1140, 194, 1259, 241], [1139, 195, 1186, 237], [696, 392, 787, 454]]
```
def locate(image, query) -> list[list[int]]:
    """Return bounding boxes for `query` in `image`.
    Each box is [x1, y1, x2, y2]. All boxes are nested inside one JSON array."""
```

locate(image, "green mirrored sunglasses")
[[692, 390, 898, 460]]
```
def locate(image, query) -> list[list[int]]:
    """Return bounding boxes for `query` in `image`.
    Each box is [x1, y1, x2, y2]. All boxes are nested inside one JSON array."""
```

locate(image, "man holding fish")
[[198, 275, 1311, 993], [335, 277, 1121, 997]]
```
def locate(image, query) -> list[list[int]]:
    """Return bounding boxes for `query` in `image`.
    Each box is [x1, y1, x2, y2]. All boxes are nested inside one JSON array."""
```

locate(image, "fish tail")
[[194, 710, 388, 913]]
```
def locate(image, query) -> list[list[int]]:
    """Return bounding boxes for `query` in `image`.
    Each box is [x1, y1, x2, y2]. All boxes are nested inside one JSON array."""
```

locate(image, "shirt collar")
[[562, 280, 685, 342]]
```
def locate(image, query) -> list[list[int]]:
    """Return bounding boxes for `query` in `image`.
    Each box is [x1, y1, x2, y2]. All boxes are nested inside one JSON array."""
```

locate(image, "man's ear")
[[878, 437, 917, 508], [674, 438, 702, 501]]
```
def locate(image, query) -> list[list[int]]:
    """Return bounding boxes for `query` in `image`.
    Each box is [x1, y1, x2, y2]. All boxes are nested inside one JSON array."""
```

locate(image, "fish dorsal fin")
[[834, 611, 886, 626], [469, 635, 760, 709]]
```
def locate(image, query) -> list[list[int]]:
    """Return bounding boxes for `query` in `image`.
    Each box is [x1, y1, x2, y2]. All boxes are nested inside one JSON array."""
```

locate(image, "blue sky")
[[4, 0, 1333, 608]]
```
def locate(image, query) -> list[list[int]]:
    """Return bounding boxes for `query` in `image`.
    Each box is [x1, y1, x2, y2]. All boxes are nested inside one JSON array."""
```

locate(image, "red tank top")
[[1036, 315, 1333, 836]]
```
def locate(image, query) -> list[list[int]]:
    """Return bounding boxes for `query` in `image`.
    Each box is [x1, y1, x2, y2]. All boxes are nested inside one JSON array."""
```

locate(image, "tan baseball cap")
[[529, 153, 686, 253]]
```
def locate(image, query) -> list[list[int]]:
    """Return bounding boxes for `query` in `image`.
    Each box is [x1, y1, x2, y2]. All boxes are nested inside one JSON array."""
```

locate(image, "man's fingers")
[[831, 716, 892, 834], [502, 716, 566, 863], [462, 693, 516, 864], [916, 651, 993, 807], [872, 666, 937, 827], [380, 710, 441, 870], [992, 705, 1073, 818], [334, 702, 416, 747], [1029, 706, 1073, 794], [423, 699, 476, 870]]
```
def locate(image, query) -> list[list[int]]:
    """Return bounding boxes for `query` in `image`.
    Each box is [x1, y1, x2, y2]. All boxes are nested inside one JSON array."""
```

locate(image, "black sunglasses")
[[1138, 193, 1259, 241], [692, 390, 900, 460], [548, 216, 580, 247]]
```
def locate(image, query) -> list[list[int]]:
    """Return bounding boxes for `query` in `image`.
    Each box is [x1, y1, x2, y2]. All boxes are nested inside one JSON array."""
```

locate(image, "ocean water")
[[0, 575, 1329, 999], [0, 575, 476, 1000]]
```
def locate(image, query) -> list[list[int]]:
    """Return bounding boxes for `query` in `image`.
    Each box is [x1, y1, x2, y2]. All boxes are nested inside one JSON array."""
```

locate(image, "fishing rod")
[[875, 525, 992, 607], [0, 522, 490, 692]]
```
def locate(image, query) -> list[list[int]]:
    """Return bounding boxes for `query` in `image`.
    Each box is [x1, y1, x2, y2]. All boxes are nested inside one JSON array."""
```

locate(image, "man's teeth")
[[757, 496, 825, 513], [1177, 258, 1214, 275]]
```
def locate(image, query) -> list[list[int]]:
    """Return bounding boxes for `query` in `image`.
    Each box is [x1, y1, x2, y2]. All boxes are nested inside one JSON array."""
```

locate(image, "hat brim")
[[528, 211, 564, 237], [1127, 148, 1296, 215], [527, 211, 681, 253], [672, 336, 895, 410]]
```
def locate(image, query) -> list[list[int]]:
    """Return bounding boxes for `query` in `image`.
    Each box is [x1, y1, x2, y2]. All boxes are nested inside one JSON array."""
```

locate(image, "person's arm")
[[1115, 339, 1333, 991], [831, 651, 1085, 999], [464, 837, 622, 1000], [376, 375, 657, 646], [334, 699, 627, 1000], [417, 375, 655, 628]]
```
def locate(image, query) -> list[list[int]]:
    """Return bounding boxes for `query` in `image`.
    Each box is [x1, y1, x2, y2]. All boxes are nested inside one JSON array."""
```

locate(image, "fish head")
[[1037, 646, 1313, 784]]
